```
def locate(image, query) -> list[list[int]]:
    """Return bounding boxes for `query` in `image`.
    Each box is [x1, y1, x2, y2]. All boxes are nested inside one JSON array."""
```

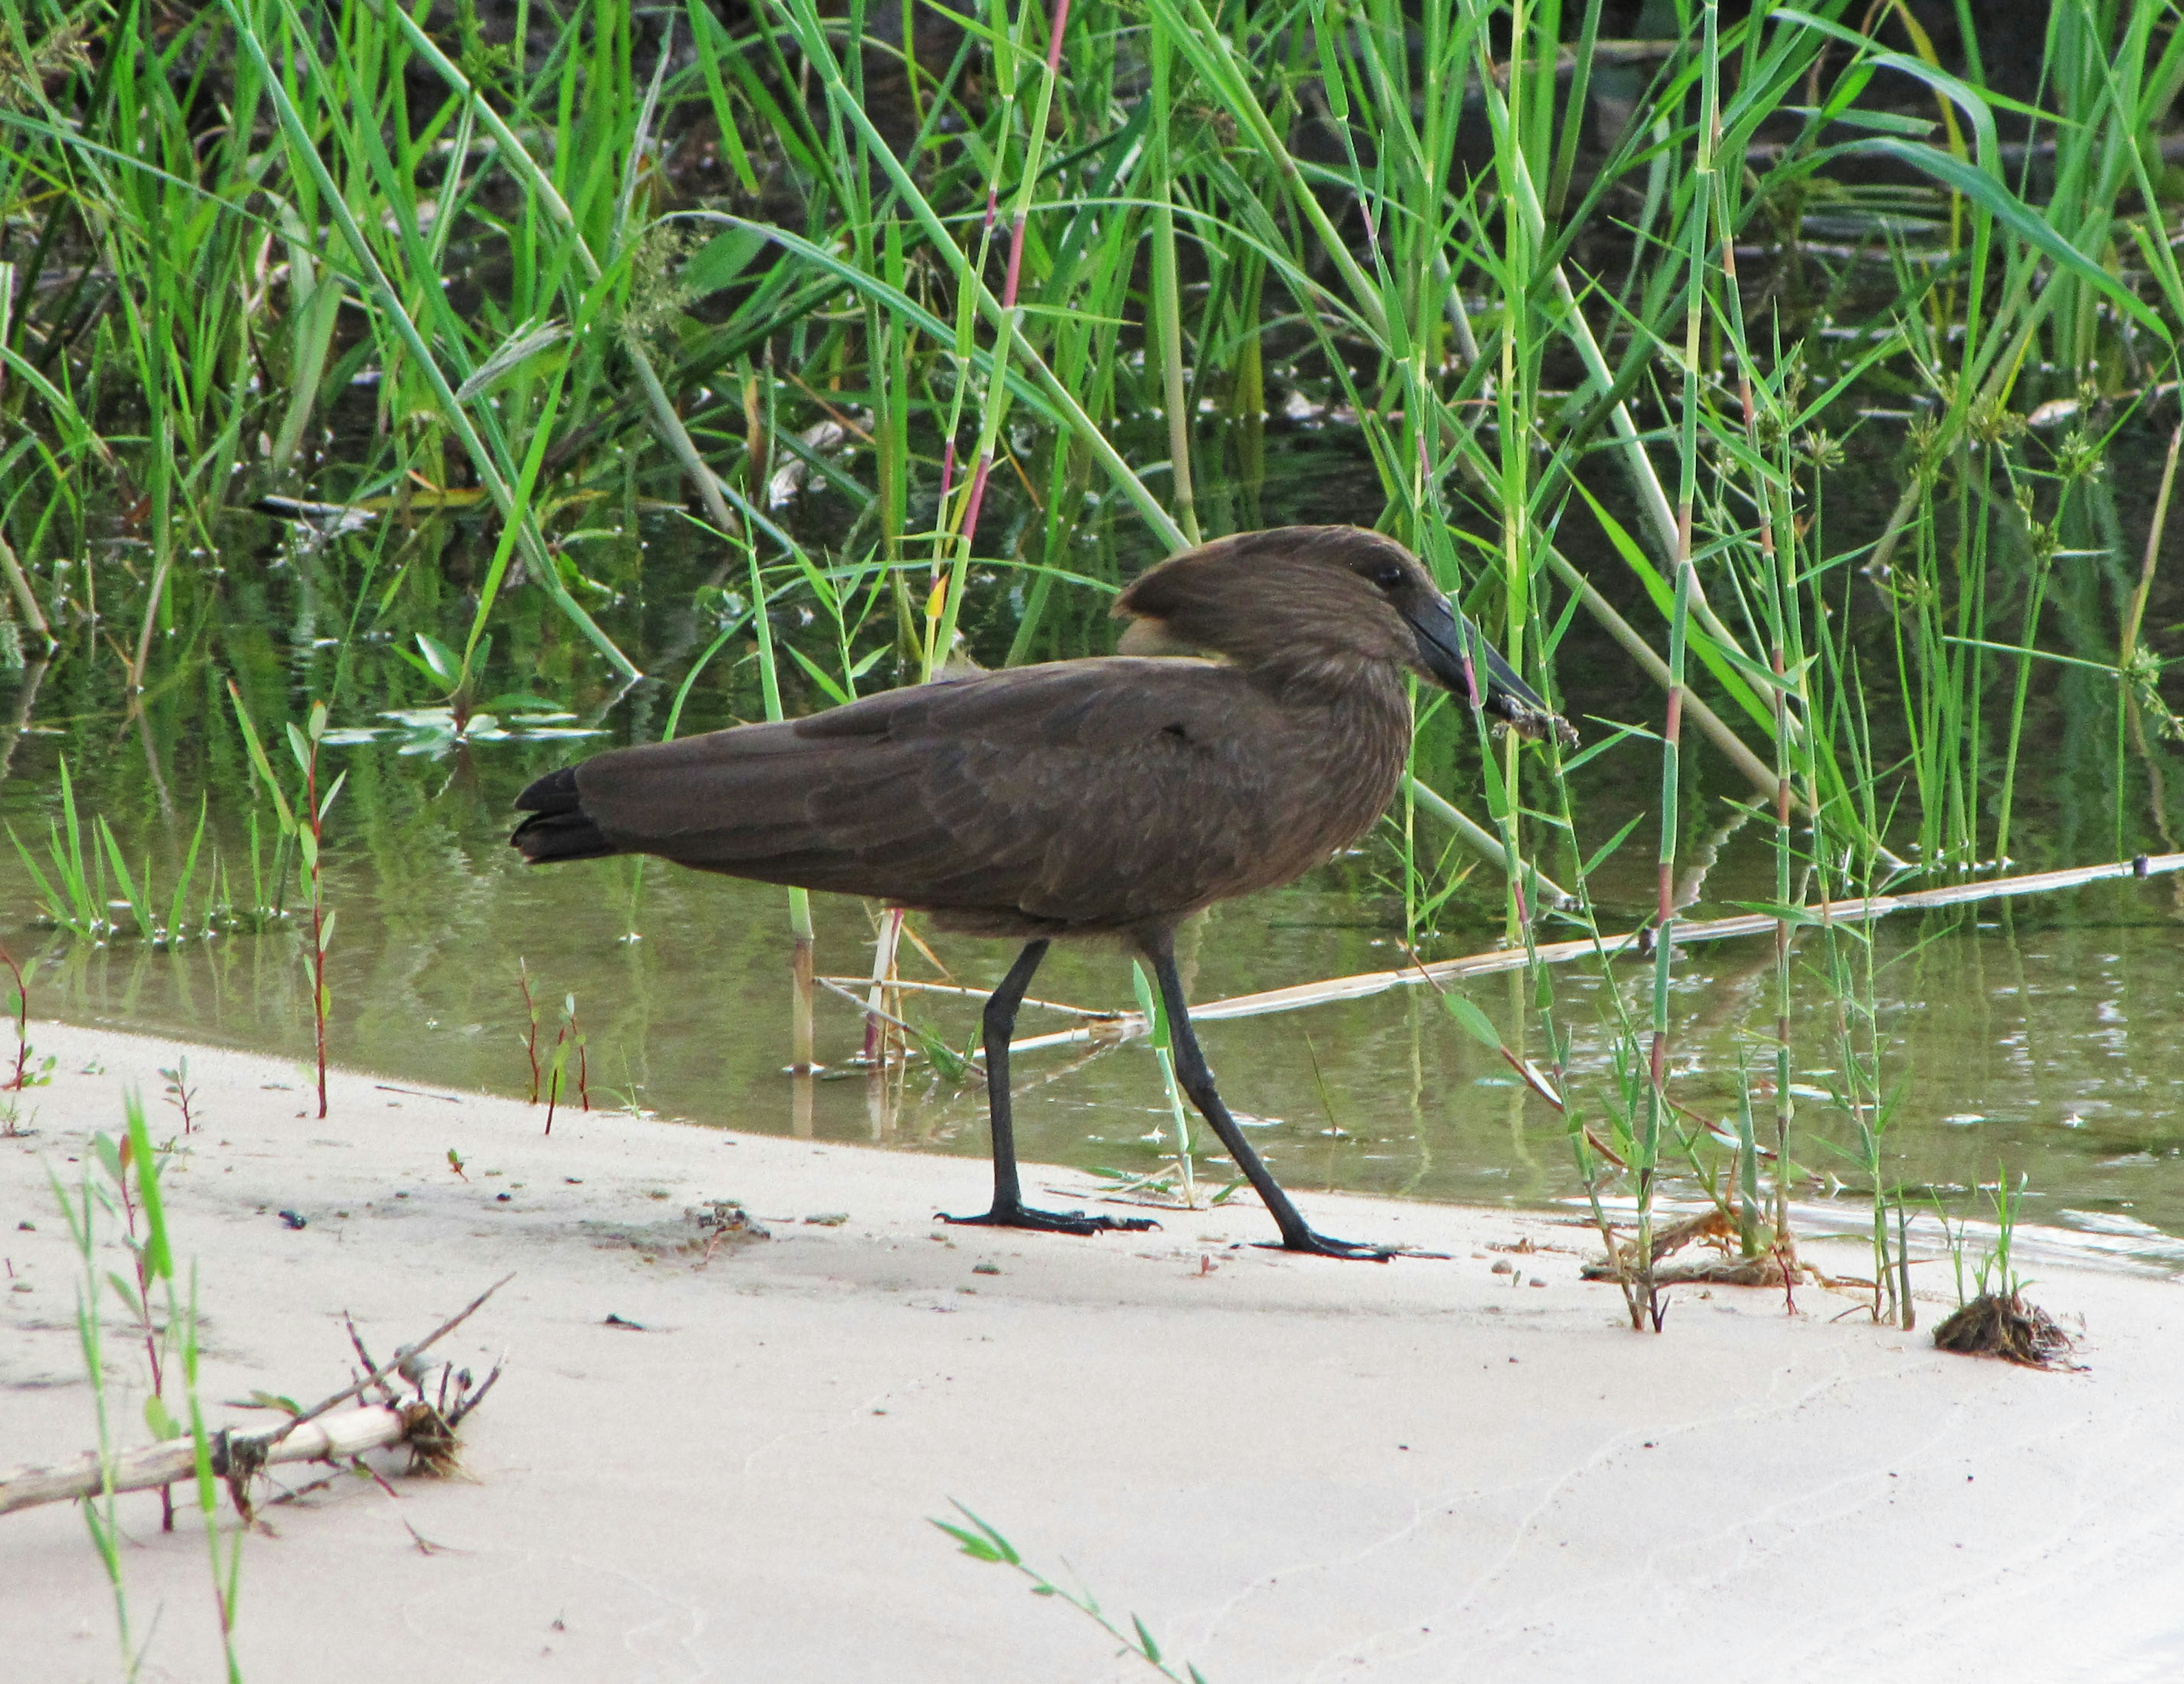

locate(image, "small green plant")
[[518, 962, 590, 1133], [160, 1058, 199, 1136], [517, 958, 544, 1102], [1972, 1169, 2028, 1303], [543, 991, 589, 1136], [1, 942, 53, 1135], [1931, 1168, 2073, 1368], [934, 1503, 1207, 1683], [230, 686, 344, 1119], [51, 1095, 243, 1679], [1130, 959, 1197, 1207]]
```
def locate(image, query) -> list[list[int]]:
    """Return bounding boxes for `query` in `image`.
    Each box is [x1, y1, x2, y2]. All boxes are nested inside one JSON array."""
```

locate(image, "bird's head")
[[1114, 526, 1574, 744]]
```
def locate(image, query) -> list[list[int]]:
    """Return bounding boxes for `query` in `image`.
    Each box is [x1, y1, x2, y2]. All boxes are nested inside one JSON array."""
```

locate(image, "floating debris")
[[320, 707, 602, 756]]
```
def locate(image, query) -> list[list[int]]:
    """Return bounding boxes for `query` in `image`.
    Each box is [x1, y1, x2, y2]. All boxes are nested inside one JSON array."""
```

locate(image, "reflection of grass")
[[11, 760, 224, 945]]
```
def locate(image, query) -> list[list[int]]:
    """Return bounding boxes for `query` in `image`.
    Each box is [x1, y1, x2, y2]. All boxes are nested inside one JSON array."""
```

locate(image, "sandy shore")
[[2, 1019, 2181, 1683]]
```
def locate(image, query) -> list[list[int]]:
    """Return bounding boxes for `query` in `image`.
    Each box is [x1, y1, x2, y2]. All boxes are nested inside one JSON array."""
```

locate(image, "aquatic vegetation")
[[0, 1, 2175, 1271]]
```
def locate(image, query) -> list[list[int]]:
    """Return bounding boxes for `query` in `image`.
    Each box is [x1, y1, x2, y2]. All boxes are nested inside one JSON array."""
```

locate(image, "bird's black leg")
[[1140, 928, 1398, 1261], [939, 938, 1159, 1237]]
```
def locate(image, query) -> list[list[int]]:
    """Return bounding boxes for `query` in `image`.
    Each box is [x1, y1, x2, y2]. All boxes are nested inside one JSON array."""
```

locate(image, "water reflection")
[[11, 746, 2183, 1256]]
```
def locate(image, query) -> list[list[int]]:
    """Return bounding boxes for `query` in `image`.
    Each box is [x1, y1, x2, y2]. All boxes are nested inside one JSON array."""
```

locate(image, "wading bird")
[[512, 526, 1568, 1258]]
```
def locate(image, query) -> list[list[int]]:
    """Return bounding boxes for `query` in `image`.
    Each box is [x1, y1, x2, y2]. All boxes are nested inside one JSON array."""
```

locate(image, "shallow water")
[[5, 425, 2183, 1268]]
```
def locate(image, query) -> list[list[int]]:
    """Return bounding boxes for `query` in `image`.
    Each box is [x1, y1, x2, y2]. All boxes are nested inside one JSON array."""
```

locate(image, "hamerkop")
[[512, 526, 1567, 1258]]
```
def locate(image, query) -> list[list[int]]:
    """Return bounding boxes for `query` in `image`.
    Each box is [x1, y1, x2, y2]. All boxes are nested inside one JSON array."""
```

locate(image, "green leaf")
[[1725, 899, 1831, 927], [681, 224, 770, 298], [930, 1519, 1003, 1561], [415, 633, 461, 685], [1129, 961, 1170, 1052], [1133, 1615, 1163, 1662], [105, 1269, 142, 1318], [144, 1394, 181, 1441], [1441, 992, 1505, 1052], [125, 1094, 171, 1280], [1580, 813, 1647, 882], [1847, 137, 2173, 342], [227, 681, 297, 832]]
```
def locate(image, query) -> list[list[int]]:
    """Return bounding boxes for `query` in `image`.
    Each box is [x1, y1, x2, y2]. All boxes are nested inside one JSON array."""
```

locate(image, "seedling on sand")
[[51, 1095, 243, 1680], [1931, 1171, 2076, 1369], [0, 943, 52, 1134], [935, 1503, 1209, 1683]]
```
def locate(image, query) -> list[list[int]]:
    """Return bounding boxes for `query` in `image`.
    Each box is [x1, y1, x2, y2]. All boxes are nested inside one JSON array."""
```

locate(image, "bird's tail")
[[510, 767, 618, 864]]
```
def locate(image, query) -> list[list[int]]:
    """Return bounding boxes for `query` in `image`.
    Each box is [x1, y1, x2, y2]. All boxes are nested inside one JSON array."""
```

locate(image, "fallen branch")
[[1003, 850, 2184, 1057], [3, 1405, 413, 1518], [0, 1276, 509, 1520]]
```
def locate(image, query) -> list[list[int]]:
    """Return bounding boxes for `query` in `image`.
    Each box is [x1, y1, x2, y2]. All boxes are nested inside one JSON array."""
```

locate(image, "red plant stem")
[[0, 943, 29, 1090], [518, 961, 541, 1103], [301, 735, 329, 1119]]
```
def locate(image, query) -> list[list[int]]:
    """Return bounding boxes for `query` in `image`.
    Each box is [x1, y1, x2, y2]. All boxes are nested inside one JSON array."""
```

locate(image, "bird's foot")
[[1256, 1230, 1446, 1262], [937, 1203, 1161, 1236]]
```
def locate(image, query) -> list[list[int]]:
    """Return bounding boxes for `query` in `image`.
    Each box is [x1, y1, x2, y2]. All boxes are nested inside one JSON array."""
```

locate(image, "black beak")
[[1404, 594, 1575, 747]]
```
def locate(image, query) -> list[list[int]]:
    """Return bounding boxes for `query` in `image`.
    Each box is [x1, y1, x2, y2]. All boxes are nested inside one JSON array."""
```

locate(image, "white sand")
[[3, 1019, 2181, 1683]]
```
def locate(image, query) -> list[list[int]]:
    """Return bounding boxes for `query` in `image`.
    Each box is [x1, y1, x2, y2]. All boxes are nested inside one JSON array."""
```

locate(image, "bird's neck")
[[1246, 652, 1414, 720]]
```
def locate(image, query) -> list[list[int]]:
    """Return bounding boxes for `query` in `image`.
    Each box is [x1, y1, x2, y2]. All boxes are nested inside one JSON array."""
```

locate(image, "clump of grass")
[[1932, 1292, 2075, 1368], [1929, 1169, 2074, 1367]]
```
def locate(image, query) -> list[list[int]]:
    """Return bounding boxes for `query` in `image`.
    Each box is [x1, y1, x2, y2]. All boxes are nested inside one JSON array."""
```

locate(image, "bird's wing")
[[566, 659, 1314, 927]]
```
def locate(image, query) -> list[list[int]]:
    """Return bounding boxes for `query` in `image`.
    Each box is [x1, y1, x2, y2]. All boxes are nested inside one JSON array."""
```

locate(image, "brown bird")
[[512, 526, 1567, 1258]]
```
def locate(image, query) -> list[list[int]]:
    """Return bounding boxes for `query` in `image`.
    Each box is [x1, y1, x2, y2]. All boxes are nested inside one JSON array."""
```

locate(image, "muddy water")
[[3, 429, 2182, 1266], [8, 729, 2182, 1263]]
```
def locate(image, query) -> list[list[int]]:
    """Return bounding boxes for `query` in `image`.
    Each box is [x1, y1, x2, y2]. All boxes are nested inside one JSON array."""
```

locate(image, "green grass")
[[2, 0, 2179, 1305]]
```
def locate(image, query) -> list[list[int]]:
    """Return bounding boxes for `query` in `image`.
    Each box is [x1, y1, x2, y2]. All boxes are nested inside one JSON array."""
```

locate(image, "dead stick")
[[0, 1405, 408, 1518], [0, 1274, 512, 1519], [267, 1272, 512, 1448]]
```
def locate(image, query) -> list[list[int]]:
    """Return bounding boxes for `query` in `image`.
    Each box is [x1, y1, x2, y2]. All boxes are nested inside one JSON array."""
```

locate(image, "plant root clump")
[[1931, 1292, 2077, 1368]]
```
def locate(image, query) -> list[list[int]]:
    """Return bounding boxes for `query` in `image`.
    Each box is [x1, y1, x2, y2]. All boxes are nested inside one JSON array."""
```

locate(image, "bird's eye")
[[1370, 564, 1407, 592]]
